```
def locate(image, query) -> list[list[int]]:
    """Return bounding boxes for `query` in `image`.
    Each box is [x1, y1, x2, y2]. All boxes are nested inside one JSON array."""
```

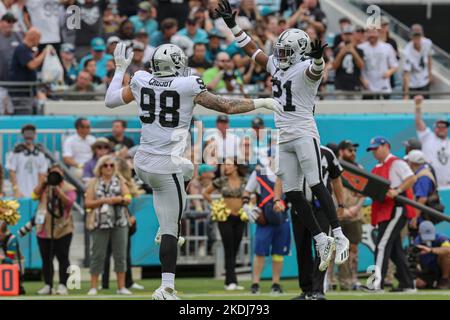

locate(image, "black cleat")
[[270, 283, 283, 294], [291, 292, 313, 300], [311, 292, 327, 300], [250, 283, 260, 294]]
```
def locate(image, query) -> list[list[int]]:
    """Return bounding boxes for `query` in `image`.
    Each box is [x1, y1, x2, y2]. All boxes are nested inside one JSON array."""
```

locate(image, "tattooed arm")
[[194, 91, 280, 115]]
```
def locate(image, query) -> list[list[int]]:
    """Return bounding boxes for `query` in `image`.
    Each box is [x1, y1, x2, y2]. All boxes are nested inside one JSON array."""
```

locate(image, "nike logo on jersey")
[[148, 78, 174, 87]]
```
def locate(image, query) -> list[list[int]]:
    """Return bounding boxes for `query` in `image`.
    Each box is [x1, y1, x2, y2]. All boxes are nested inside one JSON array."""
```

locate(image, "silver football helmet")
[[150, 44, 190, 77], [274, 28, 311, 69]]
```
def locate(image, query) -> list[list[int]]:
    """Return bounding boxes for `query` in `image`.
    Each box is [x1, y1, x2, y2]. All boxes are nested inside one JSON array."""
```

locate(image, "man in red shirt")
[[365, 136, 417, 292]]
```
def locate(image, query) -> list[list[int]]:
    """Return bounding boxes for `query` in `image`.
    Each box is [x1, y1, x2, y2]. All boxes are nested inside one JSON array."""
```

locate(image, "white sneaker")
[[130, 283, 145, 290], [87, 288, 98, 296], [154, 228, 185, 246], [152, 286, 180, 300], [37, 285, 52, 295], [334, 235, 350, 265], [316, 236, 336, 271], [56, 284, 69, 295], [224, 283, 244, 291], [117, 287, 133, 295]]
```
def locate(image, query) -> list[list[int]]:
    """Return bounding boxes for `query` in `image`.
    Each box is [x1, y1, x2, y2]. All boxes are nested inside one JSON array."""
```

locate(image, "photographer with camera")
[[203, 52, 245, 97], [85, 155, 132, 296], [413, 221, 450, 289], [6, 124, 48, 198], [31, 164, 77, 295]]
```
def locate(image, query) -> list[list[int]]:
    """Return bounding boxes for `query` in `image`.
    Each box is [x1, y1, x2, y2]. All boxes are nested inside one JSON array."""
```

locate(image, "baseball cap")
[[402, 138, 422, 150], [198, 164, 216, 176], [342, 25, 354, 34], [1, 12, 17, 23], [338, 140, 359, 150], [91, 37, 106, 51], [132, 40, 145, 51], [216, 115, 229, 123], [419, 221, 436, 242], [107, 36, 120, 46], [138, 1, 152, 11], [251, 117, 264, 129], [61, 43, 75, 53], [208, 28, 225, 39], [366, 136, 390, 151], [404, 150, 426, 164], [435, 118, 450, 128]]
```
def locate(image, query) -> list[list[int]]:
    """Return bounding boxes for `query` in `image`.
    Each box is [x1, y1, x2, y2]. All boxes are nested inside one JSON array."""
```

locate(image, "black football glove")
[[215, 0, 237, 29], [306, 39, 328, 59]]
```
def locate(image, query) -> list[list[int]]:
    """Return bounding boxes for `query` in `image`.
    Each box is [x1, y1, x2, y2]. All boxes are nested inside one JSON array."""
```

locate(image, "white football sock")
[[162, 273, 175, 290]]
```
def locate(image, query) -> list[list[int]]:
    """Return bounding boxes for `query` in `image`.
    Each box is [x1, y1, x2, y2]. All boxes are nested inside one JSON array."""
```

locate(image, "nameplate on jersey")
[[148, 78, 174, 88]]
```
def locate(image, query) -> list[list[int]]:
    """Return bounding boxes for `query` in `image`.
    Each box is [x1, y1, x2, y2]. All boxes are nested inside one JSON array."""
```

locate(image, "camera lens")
[[47, 171, 63, 186]]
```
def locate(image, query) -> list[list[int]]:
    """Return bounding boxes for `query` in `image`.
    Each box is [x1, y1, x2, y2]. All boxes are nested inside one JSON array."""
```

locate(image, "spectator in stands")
[[83, 138, 113, 182], [134, 28, 154, 63], [126, 40, 145, 76], [27, 0, 61, 52], [69, 71, 95, 94], [287, 0, 327, 39], [333, 25, 365, 98], [243, 60, 268, 90], [379, 17, 398, 55], [237, 0, 259, 25], [203, 158, 248, 291], [414, 221, 450, 289], [63, 118, 96, 179], [403, 25, 433, 99], [129, 1, 158, 38], [106, 36, 120, 56], [0, 87, 13, 115], [254, 20, 275, 55], [150, 17, 178, 47], [205, 115, 241, 163], [60, 43, 78, 86], [203, 52, 244, 94], [9, 28, 49, 82], [0, 13, 22, 81], [85, 155, 132, 296], [405, 150, 443, 230], [337, 140, 365, 290], [118, 19, 135, 41], [83, 59, 103, 85], [79, 37, 113, 81], [107, 119, 135, 154], [414, 95, 450, 187], [205, 28, 225, 62], [188, 164, 217, 211], [102, 5, 121, 38], [358, 28, 398, 99], [177, 17, 208, 44], [74, 0, 103, 59], [403, 137, 422, 155], [32, 163, 76, 295], [6, 124, 48, 198], [354, 26, 366, 45], [189, 43, 212, 75], [332, 17, 352, 50]]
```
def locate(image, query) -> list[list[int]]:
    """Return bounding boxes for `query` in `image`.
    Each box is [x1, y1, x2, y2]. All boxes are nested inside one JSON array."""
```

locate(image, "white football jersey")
[[266, 55, 321, 143], [130, 70, 206, 173]]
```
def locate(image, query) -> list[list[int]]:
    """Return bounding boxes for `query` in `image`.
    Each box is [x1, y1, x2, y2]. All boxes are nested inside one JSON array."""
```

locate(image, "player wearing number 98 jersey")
[[216, 0, 350, 274], [104, 42, 279, 300]]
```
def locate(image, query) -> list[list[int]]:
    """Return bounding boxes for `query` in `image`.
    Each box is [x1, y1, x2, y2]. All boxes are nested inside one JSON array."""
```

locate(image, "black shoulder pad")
[[13, 143, 26, 153]]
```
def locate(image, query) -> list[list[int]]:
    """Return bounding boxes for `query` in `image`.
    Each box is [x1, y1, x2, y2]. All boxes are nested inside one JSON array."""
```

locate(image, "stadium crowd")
[[0, 0, 436, 114]]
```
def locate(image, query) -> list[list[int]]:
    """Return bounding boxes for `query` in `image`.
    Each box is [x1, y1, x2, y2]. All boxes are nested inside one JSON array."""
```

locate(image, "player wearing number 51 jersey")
[[216, 0, 350, 273], [104, 42, 279, 300]]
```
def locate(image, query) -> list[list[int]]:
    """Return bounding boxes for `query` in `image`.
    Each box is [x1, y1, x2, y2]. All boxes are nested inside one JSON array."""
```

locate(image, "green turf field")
[[2, 278, 450, 300]]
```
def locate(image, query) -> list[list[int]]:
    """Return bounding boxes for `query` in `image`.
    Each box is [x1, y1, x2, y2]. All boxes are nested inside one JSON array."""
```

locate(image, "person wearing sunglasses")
[[85, 155, 132, 296], [83, 138, 113, 183]]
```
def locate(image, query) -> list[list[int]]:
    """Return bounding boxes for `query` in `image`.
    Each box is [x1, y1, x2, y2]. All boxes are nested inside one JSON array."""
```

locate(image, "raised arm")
[[305, 39, 328, 82], [194, 90, 280, 115], [215, 0, 269, 69], [105, 42, 135, 108], [414, 95, 427, 132]]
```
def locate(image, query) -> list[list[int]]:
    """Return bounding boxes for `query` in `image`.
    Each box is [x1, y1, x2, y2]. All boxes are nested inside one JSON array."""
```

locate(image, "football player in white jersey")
[[216, 0, 350, 271], [105, 42, 279, 300]]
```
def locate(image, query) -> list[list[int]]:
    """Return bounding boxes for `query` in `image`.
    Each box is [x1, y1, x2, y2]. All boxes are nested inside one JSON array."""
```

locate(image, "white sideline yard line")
[[2, 291, 450, 300]]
